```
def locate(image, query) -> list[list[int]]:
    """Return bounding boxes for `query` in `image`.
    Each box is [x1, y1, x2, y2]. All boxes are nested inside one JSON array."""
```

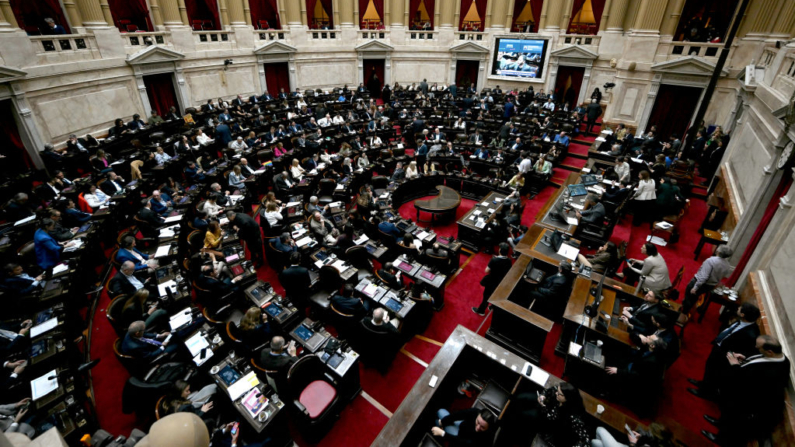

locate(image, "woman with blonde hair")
[[203, 220, 224, 256], [228, 165, 245, 189], [405, 161, 420, 179], [237, 307, 273, 348], [290, 158, 306, 180]]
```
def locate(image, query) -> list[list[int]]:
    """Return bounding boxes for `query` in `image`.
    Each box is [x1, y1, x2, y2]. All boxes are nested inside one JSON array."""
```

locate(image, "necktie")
[[715, 322, 740, 345]]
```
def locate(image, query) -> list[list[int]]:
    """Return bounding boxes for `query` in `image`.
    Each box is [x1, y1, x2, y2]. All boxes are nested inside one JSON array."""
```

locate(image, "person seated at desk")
[[341, 157, 354, 176], [203, 221, 225, 257], [202, 195, 223, 217], [84, 184, 110, 209], [100, 171, 126, 196], [553, 131, 570, 147], [121, 321, 175, 359], [376, 217, 403, 242], [262, 202, 284, 229], [271, 233, 296, 254], [425, 243, 449, 261], [473, 146, 489, 160], [526, 261, 574, 318], [309, 211, 335, 240], [109, 261, 156, 298], [376, 262, 403, 291], [121, 289, 168, 333], [237, 307, 273, 350], [35, 218, 74, 270], [1, 263, 43, 296], [108, 118, 129, 138], [620, 290, 663, 337], [135, 200, 164, 232], [5, 193, 35, 222], [197, 264, 243, 296], [331, 284, 370, 319], [227, 166, 246, 190], [576, 241, 617, 274], [289, 159, 306, 181], [362, 308, 398, 335], [618, 242, 671, 295], [165, 380, 217, 420], [47, 209, 78, 241], [577, 195, 606, 224], [604, 337, 669, 406], [405, 161, 420, 179], [306, 196, 330, 217], [149, 190, 172, 217], [0, 398, 36, 438], [509, 383, 590, 447], [431, 407, 495, 446], [62, 199, 91, 226], [399, 233, 422, 255], [258, 336, 298, 392], [117, 237, 157, 272], [603, 181, 631, 204], [128, 114, 146, 131], [185, 161, 206, 183]]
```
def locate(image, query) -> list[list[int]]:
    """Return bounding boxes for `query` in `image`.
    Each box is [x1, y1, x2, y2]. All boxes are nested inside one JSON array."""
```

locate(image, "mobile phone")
[[624, 423, 633, 435], [230, 422, 239, 435]]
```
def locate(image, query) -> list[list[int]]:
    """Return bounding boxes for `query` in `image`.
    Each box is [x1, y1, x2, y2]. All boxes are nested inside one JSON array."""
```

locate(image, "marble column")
[[770, 0, 795, 38], [227, 0, 247, 26], [148, 0, 164, 28], [483, 0, 495, 29], [439, 0, 454, 28], [62, 0, 83, 32], [243, 0, 252, 26], [391, 0, 404, 27], [544, 0, 564, 32], [75, 0, 108, 28], [606, 0, 628, 32], [660, 0, 684, 37], [339, 0, 354, 28], [0, 3, 14, 31], [98, 0, 114, 27], [177, 0, 189, 25], [489, 0, 509, 30], [538, 0, 549, 31], [559, 0, 574, 32], [633, 0, 668, 33], [598, 0, 612, 32], [284, 0, 303, 26], [383, 0, 390, 26], [160, 0, 183, 27], [738, 0, 779, 37], [219, 0, 231, 27]]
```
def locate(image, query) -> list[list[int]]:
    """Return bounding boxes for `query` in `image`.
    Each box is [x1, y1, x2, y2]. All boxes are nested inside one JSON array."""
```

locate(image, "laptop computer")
[[583, 342, 602, 364]]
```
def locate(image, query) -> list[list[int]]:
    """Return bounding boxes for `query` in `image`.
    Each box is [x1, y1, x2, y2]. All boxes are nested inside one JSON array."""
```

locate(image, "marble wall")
[[726, 122, 771, 208], [184, 66, 259, 103], [295, 57, 358, 90], [392, 59, 449, 85]]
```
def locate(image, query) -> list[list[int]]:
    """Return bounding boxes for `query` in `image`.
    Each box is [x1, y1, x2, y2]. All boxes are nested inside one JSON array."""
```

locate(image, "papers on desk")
[[286, 202, 301, 207], [522, 362, 550, 386], [362, 283, 378, 298], [308, 169, 318, 176], [397, 143, 404, 149], [646, 235, 668, 247], [225, 254, 239, 263], [329, 201, 343, 208], [354, 234, 369, 245], [219, 217, 229, 225], [227, 371, 260, 401], [331, 260, 347, 271], [296, 236, 313, 247], [654, 221, 674, 230], [569, 342, 583, 357], [336, 184, 346, 190], [228, 195, 243, 204], [14, 215, 36, 226], [565, 216, 579, 225], [487, 208, 496, 214], [480, 202, 489, 207], [184, 331, 209, 357], [169, 308, 192, 331], [557, 243, 579, 261], [31, 369, 59, 401], [64, 238, 84, 252], [581, 167, 591, 173], [158, 280, 178, 297], [164, 214, 183, 223], [475, 219, 486, 229], [292, 228, 307, 239], [154, 245, 172, 258], [193, 348, 213, 366], [570, 203, 584, 211], [242, 389, 268, 417], [630, 157, 644, 164], [379, 193, 389, 199], [52, 263, 69, 275], [30, 317, 58, 338], [416, 231, 430, 241], [494, 197, 503, 202], [159, 227, 176, 239], [317, 163, 326, 170], [111, 160, 124, 166], [595, 137, 606, 142], [601, 129, 614, 135], [473, 210, 482, 216]]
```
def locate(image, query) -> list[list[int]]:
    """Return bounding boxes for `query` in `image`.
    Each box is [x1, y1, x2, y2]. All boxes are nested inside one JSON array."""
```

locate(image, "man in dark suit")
[[376, 217, 402, 241], [702, 335, 790, 445], [258, 336, 297, 392], [270, 233, 296, 254], [278, 252, 311, 307], [688, 302, 761, 400], [260, 91, 273, 101], [108, 261, 149, 298], [605, 338, 668, 409], [185, 161, 206, 183], [620, 290, 662, 337], [525, 261, 574, 318], [226, 210, 264, 267], [127, 114, 146, 130], [273, 171, 293, 197], [586, 99, 602, 133], [473, 243, 512, 315], [231, 95, 245, 106], [138, 199, 165, 228], [100, 172, 125, 196], [66, 134, 89, 153], [215, 121, 233, 147], [509, 137, 524, 152], [577, 195, 606, 224], [0, 320, 31, 359], [5, 193, 34, 222], [1, 263, 42, 297], [121, 321, 175, 359], [376, 263, 403, 290], [48, 209, 77, 241], [390, 162, 405, 182], [330, 284, 369, 318], [362, 308, 398, 335], [196, 264, 242, 296]]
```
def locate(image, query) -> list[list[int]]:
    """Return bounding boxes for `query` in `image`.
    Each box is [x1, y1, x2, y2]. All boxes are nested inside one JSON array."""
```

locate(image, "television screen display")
[[491, 38, 549, 79]]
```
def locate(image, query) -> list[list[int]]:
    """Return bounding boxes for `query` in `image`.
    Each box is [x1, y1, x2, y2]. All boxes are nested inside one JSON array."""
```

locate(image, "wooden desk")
[[456, 191, 506, 251], [414, 185, 461, 224], [536, 172, 582, 235], [694, 228, 727, 260], [515, 223, 580, 266]]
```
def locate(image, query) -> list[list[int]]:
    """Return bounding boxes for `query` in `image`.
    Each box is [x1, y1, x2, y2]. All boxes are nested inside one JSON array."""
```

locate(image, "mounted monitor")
[[491, 38, 550, 80]]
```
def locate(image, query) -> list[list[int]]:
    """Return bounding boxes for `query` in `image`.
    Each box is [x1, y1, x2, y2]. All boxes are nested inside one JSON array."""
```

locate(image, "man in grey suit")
[[0, 398, 36, 438], [419, 79, 429, 95]]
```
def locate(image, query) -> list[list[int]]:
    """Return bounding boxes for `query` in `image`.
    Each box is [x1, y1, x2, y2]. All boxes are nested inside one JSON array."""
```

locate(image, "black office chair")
[[106, 294, 129, 337], [317, 179, 336, 205], [345, 245, 373, 281], [354, 320, 401, 372], [371, 176, 389, 195]]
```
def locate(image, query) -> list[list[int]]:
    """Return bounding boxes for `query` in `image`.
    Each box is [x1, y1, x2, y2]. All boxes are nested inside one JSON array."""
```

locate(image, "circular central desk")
[[413, 185, 462, 225]]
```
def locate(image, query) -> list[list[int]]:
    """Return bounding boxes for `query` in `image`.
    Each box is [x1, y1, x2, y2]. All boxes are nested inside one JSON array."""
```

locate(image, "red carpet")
[[89, 180, 722, 445]]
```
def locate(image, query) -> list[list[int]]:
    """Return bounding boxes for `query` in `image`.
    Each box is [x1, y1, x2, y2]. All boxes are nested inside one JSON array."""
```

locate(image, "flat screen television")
[[491, 38, 549, 79]]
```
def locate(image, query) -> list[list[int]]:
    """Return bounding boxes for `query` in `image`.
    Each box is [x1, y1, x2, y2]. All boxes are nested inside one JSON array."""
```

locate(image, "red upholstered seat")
[[299, 380, 336, 419]]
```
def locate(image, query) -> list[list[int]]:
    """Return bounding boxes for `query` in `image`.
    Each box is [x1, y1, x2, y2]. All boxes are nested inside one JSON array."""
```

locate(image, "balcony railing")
[[560, 34, 600, 47], [256, 30, 286, 42], [669, 42, 730, 61], [123, 31, 170, 47], [458, 32, 484, 41], [193, 30, 233, 45], [29, 34, 100, 61], [309, 30, 337, 40], [408, 31, 436, 41], [360, 31, 387, 40]]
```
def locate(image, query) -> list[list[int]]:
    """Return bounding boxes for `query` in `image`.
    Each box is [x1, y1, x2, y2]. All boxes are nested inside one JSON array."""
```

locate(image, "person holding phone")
[[258, 336, 298, 392]]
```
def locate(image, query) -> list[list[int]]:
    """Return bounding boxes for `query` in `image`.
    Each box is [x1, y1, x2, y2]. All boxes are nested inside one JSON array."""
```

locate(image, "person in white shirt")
[[154, 147, 171, 165], [202, 196, 223, 216], [518, 153, 534, 174], [195, 129, 214, 146], [631, 170, 656, 225], [290, 159, 306, 180], [319, 150, 333, 166], [358, 153, 370, 169], [332, 114, 345, 125], [370, 135, 383, 147], [262, 202, 283, 226], [405, 161, 420, 179], [542, 99, 555, 112], [84, 185, 110, 208], [453, 118, 466, 130], [318, 114, 332, 127], [614, 156, 631, 183], [296, 98, 307, 108], [229, 136, 248, 152]]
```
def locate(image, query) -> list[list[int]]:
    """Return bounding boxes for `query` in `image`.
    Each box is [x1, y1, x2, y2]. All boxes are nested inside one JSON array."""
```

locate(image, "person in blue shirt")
[[375, 216, 402, 241], [192, 211, 209, 232], [149, 190, 172, 216], [62, 200, 91, 225], [43, 18, 66, 35], [416, 141, 429, 159], [35, 219, 72, 270], [503, 98, 515, 121], [553, 131, 570, 147], [270, 233, 296, 253], [185, 161, 206, 183], [474, 147, 489, 160], [117, 236, 155, 271], [2, 263, 44, 296]]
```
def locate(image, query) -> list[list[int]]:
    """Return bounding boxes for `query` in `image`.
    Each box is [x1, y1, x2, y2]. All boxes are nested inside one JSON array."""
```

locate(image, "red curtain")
[[249, 0, 281, 29], [144, 73, 179, 118], [455, 60, 479, 87], [554, 66, 585, 109], [476, 0, 487, 27], [459, 0, 488, 30], [727, 173, 793, 287], [307, 0, 334, 29], [184, 0, 220, 29], [646, 84, 702, 142], [363, 59, 384, 96], [107, 0, 153, 32], [567, 0, 605, 34], [459, 0, 472, 30], [10, 0, 71, 34], [264, 62, 290, 96], [409, 0, 434, 29], [358, 0, 384, 26], [0, 100, 33, 170], [511, 0, 543, 32]]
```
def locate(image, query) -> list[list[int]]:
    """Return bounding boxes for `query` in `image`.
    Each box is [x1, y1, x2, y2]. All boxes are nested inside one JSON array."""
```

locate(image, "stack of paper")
[[646, 235, 668, 246], [164, 214, 183, 223], [158, 280, 178, 297], [557, 244, 579, 261], [296, 237, 313, 247], [154, 245, 172, 258], [354, 234, 369, 245]]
